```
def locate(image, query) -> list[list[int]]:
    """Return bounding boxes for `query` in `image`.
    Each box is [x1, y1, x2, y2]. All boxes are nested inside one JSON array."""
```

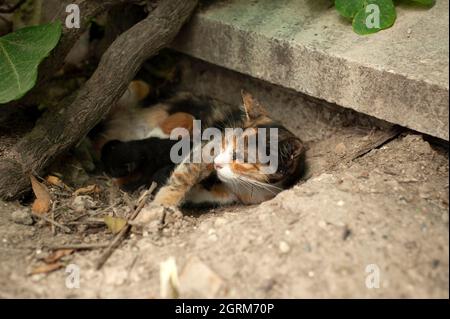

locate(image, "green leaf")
[[352, 0, 396, 35], [335, 0, 365, 19], [0, 22, 62, 104]]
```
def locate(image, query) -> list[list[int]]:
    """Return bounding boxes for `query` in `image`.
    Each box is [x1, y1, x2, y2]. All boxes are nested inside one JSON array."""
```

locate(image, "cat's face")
[[213, 91, 305, 190]]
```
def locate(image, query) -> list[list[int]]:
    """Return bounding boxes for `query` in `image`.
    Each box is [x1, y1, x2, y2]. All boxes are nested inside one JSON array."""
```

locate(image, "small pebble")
[[279, 241, 290, 254], [71, 195, 95, 212], [318, 220, 327, 229], [11, 209, 34, 226], [334, 142, 347, 155]]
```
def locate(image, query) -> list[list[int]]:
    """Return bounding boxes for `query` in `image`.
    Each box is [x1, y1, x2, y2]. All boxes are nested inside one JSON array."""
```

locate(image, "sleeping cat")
[[95, 81, 306, 208]]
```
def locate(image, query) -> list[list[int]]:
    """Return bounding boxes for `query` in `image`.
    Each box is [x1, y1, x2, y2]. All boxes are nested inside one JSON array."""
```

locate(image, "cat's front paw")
[[130, 202, 181, 233]]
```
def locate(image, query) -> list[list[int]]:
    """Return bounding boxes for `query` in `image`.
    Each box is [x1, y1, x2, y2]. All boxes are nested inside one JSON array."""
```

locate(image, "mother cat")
[[95, 81, 306, 208]]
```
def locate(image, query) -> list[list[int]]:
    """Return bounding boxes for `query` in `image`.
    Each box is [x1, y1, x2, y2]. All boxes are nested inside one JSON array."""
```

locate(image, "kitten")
[[96, 81, 306, 207]]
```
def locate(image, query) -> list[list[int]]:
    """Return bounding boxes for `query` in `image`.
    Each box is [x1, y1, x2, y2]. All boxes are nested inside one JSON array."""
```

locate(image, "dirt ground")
[[0, 1, 447, 299], [0, 123, 448, 298], [0, 54, 448, 298]]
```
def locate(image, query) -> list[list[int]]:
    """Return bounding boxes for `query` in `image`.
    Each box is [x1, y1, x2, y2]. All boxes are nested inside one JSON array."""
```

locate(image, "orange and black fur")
[[95, 81, 306, 207]]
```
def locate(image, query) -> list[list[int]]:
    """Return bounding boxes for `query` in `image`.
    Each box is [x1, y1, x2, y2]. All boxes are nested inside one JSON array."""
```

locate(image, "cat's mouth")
[[215, 165, 236, 183]]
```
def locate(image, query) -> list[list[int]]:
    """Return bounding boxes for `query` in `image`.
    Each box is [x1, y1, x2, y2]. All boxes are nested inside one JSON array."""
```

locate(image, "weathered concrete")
[[172, 0, 449, 140], [176, 54, 393, 143]]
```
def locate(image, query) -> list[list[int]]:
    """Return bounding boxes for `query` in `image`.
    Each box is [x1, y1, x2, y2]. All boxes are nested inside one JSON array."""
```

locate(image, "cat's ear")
[[279, 137, 305, 175], [241, 90, 268, 121], [282, 137, 305, 161], [290, 138, 305, 159]]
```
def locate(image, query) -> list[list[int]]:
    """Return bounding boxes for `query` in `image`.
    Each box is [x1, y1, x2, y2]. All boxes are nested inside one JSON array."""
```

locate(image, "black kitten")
[[101, 138, 179, 190]]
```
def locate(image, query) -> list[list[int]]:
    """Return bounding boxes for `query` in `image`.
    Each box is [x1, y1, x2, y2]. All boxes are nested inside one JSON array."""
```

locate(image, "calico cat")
[[96, 81, 306, 207]]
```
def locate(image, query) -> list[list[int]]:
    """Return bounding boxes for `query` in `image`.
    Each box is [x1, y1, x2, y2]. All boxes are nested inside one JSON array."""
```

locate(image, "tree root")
[[0, 0, 198, 200]]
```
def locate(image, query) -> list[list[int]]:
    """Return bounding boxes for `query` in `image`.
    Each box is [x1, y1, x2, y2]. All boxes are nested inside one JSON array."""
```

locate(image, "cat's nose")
[[214, 163, 223, 170]]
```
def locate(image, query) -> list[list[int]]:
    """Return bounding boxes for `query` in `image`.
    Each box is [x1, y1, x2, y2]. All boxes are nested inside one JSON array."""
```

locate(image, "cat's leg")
[[184, 183, 238, 206], [133, 144, 213, 228], [131, 161, 212, 228], [150, 140, 213, 206], [152, 161, 212, 206]]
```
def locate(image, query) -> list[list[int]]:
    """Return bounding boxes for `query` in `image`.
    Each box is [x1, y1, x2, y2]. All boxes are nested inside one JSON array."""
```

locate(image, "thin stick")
[[67, 217, 105, 224], [95, 182, 157, 270], [351, 126, 402, 161], [32, 212, 71, 233], [46, 243, 110, 250], [51, 201, 57, 236]]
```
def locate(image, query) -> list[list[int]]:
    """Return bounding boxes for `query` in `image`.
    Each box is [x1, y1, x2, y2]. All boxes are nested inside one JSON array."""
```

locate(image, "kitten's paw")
[[130, 203, 182, 233]]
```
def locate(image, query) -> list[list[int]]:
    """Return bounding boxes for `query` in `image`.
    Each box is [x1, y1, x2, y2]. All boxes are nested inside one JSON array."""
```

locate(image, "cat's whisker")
[[238, 176, 282, 195], [237, 177, 268, 193], [237, 178, 255, 193]]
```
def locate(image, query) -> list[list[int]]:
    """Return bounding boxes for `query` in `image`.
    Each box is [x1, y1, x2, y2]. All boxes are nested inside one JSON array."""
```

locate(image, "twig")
[[51, 201, 57, 236], [46, 243, 110, 250], [350, 126, 402, 161], [66, 218, 105, 225], [32, 212, 72, 233], [95, 182, 157, 270], [0, 0, 26, 13], [158, 208, 168, 231]]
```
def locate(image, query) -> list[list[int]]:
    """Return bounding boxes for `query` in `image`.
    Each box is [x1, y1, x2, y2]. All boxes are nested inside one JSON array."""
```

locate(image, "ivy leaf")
[[353, 0, 396, 35], [335, 0, 365, 19], [0, 22, 62, 104]]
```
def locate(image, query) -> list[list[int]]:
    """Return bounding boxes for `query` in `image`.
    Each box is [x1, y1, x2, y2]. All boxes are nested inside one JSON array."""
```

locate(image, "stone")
[[279, 241, 291, 254], [71, 195, 95, 212], [179, 256, 225, 298], [335, 143, 347, 155], [172, 0, 449, 140], [11, 209, 34, 226]]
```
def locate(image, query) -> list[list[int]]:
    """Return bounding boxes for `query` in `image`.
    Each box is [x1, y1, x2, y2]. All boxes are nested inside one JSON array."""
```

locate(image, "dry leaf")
[[160, 257, 179, 299], [74, 184, 101, 196], [32, 199, 50, 215], [30, 175, 51, 215], [104, 216, 127, 234], [44, 249, 73, 264], [45, 175, 63, 187], [30, 262, 63, 275]]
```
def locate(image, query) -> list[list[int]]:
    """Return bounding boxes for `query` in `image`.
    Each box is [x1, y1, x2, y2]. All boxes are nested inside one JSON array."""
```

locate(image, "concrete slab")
[[176, 54, 394, 143], [172, 0, 449, 140]]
